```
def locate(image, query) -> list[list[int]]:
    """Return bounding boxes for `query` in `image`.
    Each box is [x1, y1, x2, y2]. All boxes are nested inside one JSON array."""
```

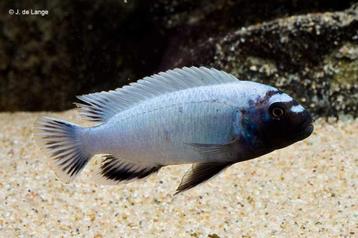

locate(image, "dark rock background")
[[0, 0, 357, 117]]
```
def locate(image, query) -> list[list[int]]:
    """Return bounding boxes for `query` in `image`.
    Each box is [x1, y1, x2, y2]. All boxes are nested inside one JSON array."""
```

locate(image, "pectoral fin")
[[175, 162, 233, 195], [186, 138, 239, 161]]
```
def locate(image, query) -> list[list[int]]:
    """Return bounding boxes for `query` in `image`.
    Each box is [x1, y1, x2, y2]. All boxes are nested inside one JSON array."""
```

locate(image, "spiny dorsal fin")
[[95, 155, 162, 184], [175, 162, 233, 195], [76, 66, 239, 122]]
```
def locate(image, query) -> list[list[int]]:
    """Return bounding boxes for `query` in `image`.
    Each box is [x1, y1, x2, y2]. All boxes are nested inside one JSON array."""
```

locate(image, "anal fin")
[[175, 162, 233, 195], [96, 155, 162, 184]]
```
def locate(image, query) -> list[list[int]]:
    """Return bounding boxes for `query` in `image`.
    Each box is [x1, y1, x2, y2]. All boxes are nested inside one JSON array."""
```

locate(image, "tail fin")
[[36, 117, 91, 183]]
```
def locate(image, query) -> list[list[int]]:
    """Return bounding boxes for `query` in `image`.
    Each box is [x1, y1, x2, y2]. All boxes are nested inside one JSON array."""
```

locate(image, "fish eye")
[[269, 103, 285, 119]]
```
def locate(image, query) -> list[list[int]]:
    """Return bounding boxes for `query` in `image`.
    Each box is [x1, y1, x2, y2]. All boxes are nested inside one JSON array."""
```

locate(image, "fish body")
[[85, 81, 269, 164], [37, 67, 313, 193]]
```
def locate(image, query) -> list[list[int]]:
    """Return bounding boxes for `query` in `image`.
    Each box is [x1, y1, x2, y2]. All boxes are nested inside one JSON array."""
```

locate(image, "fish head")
[[261, 97, 313, 150], [240, 90, 314, 152]]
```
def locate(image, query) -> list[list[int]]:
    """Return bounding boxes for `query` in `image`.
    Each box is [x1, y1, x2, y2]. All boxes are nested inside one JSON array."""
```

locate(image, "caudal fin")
[[36, 117, 91, 183]]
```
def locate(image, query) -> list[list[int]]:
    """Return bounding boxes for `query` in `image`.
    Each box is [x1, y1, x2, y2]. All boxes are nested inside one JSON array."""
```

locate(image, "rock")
[[162, 3, 358, 117], [0, 0, 167, 111], [0, 0, 357, 117]]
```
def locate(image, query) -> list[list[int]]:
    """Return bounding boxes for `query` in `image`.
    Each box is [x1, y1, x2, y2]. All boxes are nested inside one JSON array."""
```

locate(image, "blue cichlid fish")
[[37, 66, 313, 194]]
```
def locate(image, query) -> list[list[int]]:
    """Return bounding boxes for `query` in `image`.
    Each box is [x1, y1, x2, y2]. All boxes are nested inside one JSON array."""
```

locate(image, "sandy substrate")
[[0, 110, 357, 237]]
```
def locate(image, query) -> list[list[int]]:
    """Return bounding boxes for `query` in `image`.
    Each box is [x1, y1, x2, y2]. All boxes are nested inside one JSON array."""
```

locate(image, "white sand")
[[0, 110, 357, 237]]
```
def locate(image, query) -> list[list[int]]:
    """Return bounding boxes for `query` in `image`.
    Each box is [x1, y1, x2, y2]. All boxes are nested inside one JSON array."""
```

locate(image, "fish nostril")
[[304, 118, 313, 130], [296, 111, 313, 129]]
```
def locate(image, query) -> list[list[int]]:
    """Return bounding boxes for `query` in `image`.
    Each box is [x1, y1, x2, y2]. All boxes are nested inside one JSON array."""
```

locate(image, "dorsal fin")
[[75, 66, 239, 122]]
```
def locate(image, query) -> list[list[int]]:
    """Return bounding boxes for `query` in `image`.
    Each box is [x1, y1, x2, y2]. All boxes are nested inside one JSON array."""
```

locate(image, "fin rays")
[[76, 66, 239, 123], [175, 162, 233, 194], [36, 117, 91, 182], [96, 156, 162, 184]]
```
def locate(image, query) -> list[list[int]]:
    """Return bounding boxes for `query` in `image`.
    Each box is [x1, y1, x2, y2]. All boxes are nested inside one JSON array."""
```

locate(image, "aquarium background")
[[0, 0, 357, 116]]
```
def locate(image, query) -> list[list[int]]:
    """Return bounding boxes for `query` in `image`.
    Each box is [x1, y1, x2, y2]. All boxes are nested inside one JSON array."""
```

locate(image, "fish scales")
[[86, 83, 236, 164], [36, 66, 313, 193]]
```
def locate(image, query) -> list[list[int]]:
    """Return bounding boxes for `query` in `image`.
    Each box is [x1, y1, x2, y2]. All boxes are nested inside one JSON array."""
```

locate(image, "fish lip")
[[262, 122, 313, 151], [295, 122, 314, 140], [304, 123, 314, 136]]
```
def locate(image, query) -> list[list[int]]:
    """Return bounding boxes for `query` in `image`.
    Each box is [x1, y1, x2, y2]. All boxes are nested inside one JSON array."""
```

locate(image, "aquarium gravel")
[[0, 110, 356, 237]]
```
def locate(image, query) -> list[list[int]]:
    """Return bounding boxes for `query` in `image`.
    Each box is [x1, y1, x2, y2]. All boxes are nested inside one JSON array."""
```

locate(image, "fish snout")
[[294, 109, 314, 140]]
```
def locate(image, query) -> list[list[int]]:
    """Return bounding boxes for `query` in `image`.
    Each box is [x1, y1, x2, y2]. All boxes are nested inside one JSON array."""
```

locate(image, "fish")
[[36, 66, 314, 194]]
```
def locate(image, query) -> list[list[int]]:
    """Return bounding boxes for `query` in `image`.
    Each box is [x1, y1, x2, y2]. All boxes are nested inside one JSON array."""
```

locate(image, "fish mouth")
[[294, 121, 314, 140], [303, 123, 314, 137]]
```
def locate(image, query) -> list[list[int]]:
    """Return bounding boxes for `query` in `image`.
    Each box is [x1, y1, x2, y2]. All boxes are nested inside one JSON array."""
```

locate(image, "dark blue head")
[[238, 90, 314, 153]]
